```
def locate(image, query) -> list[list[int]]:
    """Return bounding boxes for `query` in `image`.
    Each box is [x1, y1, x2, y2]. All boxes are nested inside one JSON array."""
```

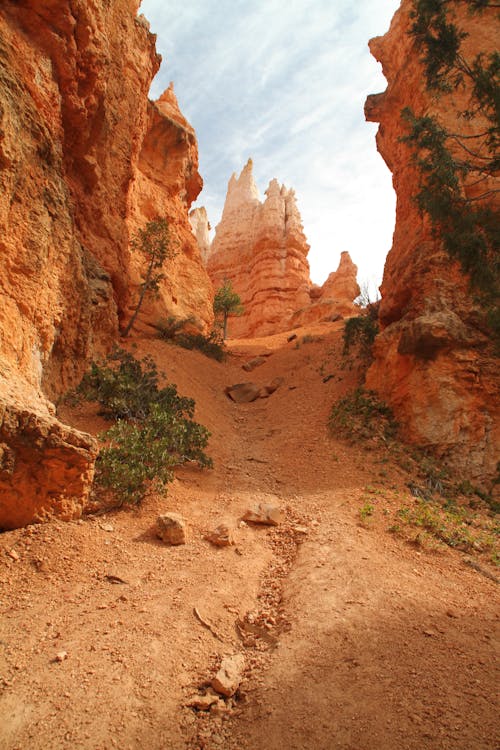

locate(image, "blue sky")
[[139, 0, 401, 290]]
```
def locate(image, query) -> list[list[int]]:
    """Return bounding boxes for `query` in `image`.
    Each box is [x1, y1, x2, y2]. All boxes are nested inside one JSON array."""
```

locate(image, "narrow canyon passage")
[[0, 327, 498, 750]]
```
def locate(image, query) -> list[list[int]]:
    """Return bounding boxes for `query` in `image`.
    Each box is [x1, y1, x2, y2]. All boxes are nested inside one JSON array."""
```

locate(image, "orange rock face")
[[0, 1, 212, 527], [126, 85, 214, 334], [289, 252, 360, 328], [207, 160, 312, 337], [206, 160, 359, 337], [189, 207, 212, 264], [365, 1, 500, 485]]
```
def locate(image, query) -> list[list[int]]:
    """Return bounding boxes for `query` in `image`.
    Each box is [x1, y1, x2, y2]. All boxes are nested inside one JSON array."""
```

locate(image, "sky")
[[139, 0, 401, 291]]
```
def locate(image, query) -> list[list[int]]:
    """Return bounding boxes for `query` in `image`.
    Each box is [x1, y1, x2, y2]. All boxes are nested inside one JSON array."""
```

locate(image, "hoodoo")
[[205, 159, 360, 337]]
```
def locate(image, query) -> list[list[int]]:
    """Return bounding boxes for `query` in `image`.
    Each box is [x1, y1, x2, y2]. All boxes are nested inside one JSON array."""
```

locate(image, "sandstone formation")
[[0, 1, 212, 527], [127, 85, 214, 334], [365, 0, 499, 486], [205, 160, 360, 337], [207, 159, 311, 337], [189, 207, 212, 264], [288, 251, 360, 329]]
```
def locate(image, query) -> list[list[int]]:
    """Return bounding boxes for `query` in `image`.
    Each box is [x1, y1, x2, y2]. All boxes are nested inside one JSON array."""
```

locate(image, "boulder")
[[242, 356, 267, 372], [225, 383, 261, 403], [205, 524, 233, 548]]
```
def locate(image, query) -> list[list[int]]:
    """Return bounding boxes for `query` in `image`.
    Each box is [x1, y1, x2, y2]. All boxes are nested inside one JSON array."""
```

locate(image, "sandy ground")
[[0, 323, 498, 750]]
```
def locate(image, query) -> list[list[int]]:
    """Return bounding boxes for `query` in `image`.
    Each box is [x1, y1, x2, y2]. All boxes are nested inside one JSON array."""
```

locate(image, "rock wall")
[[206, 160, 359, 337], [289, 252, 360, 329], [126, 85, 214, 333], [365, 0, 499, 486], [0, 0, 212, 527], [189, 207, 212, 264]]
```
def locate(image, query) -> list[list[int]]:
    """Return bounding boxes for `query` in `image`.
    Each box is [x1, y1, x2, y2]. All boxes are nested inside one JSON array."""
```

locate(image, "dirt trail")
[[0, 324, 498, 750]]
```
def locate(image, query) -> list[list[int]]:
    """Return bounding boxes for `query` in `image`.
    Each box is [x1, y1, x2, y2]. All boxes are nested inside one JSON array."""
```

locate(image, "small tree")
[[122, 218, 177, 338], [213, 280, 244, 340]]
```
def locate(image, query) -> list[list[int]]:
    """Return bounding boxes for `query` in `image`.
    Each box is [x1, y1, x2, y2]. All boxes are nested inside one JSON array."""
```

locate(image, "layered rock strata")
[[189, 207, 212, 264], [0, 1, 212, 527], [289, 252, 360, 329], [127, 85, 214, 333], [206, 160, 359, 337], [365, 0, 499, 485]]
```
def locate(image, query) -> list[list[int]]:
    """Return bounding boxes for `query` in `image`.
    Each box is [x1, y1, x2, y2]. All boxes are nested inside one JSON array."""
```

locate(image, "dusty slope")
[[0, 325, 498, 750]]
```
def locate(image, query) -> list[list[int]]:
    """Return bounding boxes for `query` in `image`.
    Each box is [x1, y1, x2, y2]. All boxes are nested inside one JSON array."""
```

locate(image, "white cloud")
[[140, 0, 400, 286]]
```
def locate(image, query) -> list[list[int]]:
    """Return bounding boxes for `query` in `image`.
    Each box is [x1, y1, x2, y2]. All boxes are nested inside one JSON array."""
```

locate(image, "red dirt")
[[0, 323, 498, 749]]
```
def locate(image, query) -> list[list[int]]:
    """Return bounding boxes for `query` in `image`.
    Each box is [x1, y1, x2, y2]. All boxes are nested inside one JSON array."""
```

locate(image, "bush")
[[343, 309, 379, 357], [155, 315, 195, 340], [96, 403, 212, 504], [155, 317, 226, 361], [77, 347, 194, 421], [77, 348, 212, 504], [329, 388, 396, 442]]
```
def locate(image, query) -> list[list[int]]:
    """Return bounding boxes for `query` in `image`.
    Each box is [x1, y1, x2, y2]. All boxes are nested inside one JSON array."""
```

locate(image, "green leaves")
[[123, 218, 178, 338], [329, 388, 397, 442], [213, 280, 244, 316], [342, 314, 379, 357], [96, 403, 212, 504], [404, 2, 500, 346], [213, 280, 244, 339], [77, 348, 212, 504]]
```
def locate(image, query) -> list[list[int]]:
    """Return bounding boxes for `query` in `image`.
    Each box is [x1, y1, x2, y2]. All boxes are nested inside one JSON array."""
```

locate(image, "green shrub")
[[343, 314, 379, 356], [329, 388, 396, 442], [155, 315, 195, 340], [96, 403, 212, 504], [77, 348, 212, 504], [155, 317, 226, 361], [77, 347, 194, 421]]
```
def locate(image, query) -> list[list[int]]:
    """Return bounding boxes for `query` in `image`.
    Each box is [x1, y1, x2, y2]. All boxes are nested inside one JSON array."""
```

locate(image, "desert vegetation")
[[75, 348, 212, 504]]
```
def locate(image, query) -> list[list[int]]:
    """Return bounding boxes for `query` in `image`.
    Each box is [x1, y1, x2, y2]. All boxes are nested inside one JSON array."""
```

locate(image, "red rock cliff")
[[0, 1, 212, 528], [365, 0, 499, 486], [127, 84, 214, 333]]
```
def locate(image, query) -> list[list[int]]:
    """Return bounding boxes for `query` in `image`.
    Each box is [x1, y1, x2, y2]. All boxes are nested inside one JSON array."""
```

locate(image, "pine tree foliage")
[[403, 0, 499, 343]]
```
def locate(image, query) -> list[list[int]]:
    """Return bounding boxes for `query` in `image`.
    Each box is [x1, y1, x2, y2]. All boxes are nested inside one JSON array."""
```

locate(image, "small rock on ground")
[[242, 356, 267, 372], [211, 653, 245, 697], [156, 513, 187, 545], [205, 524, 233, 547], [242, 503, 283, 526], [225, 383, 261, 403]]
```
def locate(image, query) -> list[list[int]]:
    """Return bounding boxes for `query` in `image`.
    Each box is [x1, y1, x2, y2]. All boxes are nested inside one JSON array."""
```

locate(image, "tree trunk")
[[122, 261, 154, 338]]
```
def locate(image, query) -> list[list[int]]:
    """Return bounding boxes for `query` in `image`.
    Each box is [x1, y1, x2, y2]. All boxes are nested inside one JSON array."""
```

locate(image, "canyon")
[[0, 0, 213, 527], [0, 2, 498, 749], [0, 0, 498, 529]]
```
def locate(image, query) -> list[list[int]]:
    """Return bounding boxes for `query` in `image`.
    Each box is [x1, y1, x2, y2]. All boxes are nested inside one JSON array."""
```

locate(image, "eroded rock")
[[156, 513, 187, 545], [365, 0, 500, 485], [225, 383, 262, 404], [211, 654, 245, 697], [242, 504, 283, 527]]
